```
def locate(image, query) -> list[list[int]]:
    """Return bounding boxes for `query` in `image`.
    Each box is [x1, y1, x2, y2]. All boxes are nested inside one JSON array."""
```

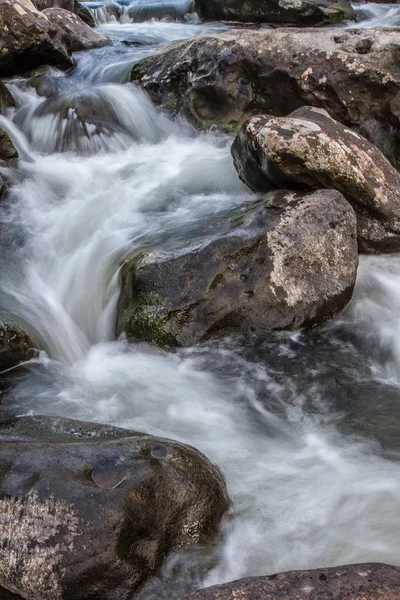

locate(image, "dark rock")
[[0, 129, 18, 161], [117, 189, 358, 347], [75, 1, 95, 26], [32, 0, 96, 26], [0, 415, 229, 600], [0, 81, 15, 114], [0, 323, 36, 372], [131, 28, 400, 164], [42, 7, 109, 51], [186, 563, 400, 600], [232, 106, 400, 253], [128, 0, 194, 21], [195, 0, 355, 25], [0, 0, 72, 77]]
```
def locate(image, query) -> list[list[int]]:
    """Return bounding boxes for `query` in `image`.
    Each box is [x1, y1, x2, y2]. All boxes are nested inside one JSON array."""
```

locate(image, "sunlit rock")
[[232, 106, 400, 253]]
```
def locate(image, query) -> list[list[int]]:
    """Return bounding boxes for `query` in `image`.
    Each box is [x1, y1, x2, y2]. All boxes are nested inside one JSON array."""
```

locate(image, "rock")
[[232, 106, 400, 253], [195, 0, 355, 25], [0, 0, 72, 77], [0, 323, 36, 372], [0, 81, 15, 114], [117, 189, 358, 347], [42, 8, 109, 51], [131, 28, 400, 164], [32, 0, 95, 26], [0, 129, 18, 162], [186, 563, 400, 600], [75, 1, 95, 26], [0, 415, 229, 600]]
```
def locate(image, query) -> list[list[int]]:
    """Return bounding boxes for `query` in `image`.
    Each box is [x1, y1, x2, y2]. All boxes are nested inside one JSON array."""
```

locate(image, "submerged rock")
[[0, 415, 229, 600], [43, 7, 110, 51], [131, 28, 400, 164], [232, 106, 400, 253], [0, 0, 72, 76], [186, 563, 400, 600], [195, 0, 355, 25], [117, 189, 358, 347], [0, 323, 36, 372]]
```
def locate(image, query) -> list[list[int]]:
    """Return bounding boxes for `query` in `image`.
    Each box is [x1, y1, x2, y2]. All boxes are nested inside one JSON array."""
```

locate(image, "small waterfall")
[[82, 0, 195, 25]]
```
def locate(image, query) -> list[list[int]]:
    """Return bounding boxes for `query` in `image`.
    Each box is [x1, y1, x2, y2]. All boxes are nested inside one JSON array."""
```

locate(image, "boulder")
[[131, 28, 400, 164], [186, 563, 400, 600], [0, 81, 15, 114], [232, 106, 400, 253], [195, 0, 355, 25], [42, 8, 109, 51], [0, 323, 36, 372], [0, 415, 229, 600], [117, 189, 358, 347], [0, 0, 72, 77], [32, 0, 95, 26]]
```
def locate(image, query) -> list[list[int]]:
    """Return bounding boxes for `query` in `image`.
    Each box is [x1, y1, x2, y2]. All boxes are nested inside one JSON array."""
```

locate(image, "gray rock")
[[186, 563, 400, 600], [195, 0, 355, 25], [131, 28, 400, 164], [0, 415, 229, 600], [0, 129, 18, 162], [117, 189, 358, 347], [42, 7, 109, 51], [0, 0, 72, 77], [0, 81, 15, 114], [232, 106, 400, 253]]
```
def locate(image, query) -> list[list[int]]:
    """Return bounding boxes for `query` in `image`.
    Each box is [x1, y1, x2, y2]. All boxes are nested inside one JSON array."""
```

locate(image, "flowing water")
[[1, 1, 400, 597]]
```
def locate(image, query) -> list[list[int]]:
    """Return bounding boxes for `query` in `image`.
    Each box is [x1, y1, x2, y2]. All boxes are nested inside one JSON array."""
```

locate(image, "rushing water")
[[1, 1, 400, 597]]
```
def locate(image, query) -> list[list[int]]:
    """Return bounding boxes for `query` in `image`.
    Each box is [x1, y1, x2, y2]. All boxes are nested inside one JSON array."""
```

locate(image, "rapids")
[[1, 1, 400, 597]]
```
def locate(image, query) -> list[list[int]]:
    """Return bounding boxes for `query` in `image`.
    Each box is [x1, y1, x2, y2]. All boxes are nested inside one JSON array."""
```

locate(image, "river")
[[1, 2, 400, 597]]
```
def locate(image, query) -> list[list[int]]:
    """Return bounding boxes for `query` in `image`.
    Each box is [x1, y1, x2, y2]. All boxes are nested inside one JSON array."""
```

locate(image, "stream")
[[1, 1, 400, 597]]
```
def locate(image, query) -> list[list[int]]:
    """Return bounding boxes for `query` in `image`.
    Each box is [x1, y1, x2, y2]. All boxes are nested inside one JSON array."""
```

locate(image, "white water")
[[2, 3, 400, 597], [351, 2, 400, 27]]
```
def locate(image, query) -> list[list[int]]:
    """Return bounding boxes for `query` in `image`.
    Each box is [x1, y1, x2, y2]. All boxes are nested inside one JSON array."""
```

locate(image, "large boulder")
[[33, 0, 95, 25], [186, 563, 400, 600], [0, 0, 72, 76], [195, 0, 355, 25], [232, 106, 400, 253], [117, 189, 358, 347], [0, 415, 229, 600], [0, 323, 36, 372], [131, 28, 400, 164], [42, 8, 109, 51]]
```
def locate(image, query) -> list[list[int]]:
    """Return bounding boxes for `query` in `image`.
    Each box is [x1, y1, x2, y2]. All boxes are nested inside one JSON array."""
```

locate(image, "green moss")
[[122, 293, 175, 347], [130, 64, 144, 82]]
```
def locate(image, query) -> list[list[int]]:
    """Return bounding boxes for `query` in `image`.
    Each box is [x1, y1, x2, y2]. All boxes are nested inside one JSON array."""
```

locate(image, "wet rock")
[[195, 0, 355, 25], [75, 1, 95, 26], [0, 415, 229, 600], [32, 0, 95, 25], [117, 189, 358, 347], [131, 28, 400, 164], [0, 129, 18, 162], [42, 7, 110, 51], [232, 106, 400, 253], [0, 0, 72, 77], [0, 81, 15, 114], [186, 563, 400, 600], [0, 323, 36, 372]]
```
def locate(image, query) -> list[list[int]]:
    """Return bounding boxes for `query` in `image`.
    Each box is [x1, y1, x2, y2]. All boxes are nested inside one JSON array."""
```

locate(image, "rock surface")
[[186, 563, 400, 600], [0, 0, 72, 76], [232, 106, 400, 253], [0, 323, 36, 371], [195, 0, 355, 25], [0, 415, 229, 600], [0, 129, 18, 162], [42, 8, 109, 51], [131, 28, 400, 164], [0, 82, 15, 114], [117, 189, 358, 347]]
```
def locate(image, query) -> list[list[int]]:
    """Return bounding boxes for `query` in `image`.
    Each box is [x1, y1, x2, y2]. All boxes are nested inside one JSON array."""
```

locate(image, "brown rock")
[[232, 106, 400, 253], [0, 323, 36, 371], [186, 563, 400, 600], [0, 0, 72, 76], [42, 8, 109, 51], [117, 189, 358, 347], [131, 28, 400, 164]]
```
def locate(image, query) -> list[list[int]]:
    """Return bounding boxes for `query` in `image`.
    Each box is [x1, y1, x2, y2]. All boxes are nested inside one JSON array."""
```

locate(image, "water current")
[[1, 1, 400, 597]]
